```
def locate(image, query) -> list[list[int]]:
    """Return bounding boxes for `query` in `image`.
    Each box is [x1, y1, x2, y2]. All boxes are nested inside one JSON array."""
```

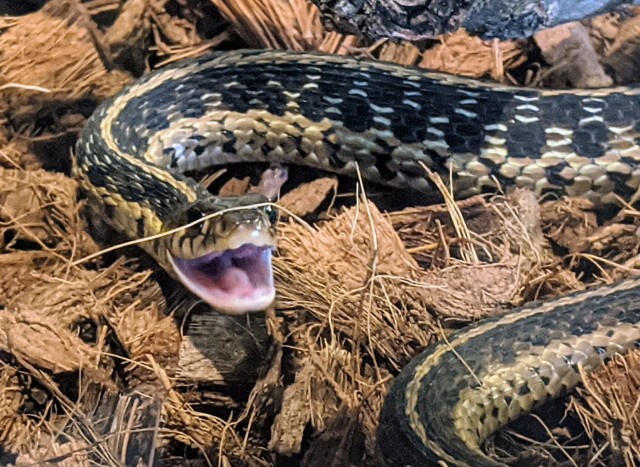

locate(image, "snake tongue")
[[169, 243, 275, 314]]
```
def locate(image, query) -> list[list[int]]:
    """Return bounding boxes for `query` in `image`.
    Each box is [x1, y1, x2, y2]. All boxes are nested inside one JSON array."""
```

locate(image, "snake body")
[[379, 278, 640, 466], [74, 49, 640, 465]]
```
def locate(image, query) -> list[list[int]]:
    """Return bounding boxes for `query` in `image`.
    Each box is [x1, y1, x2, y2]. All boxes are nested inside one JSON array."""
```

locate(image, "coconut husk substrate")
[[1, 1, 640, 466]]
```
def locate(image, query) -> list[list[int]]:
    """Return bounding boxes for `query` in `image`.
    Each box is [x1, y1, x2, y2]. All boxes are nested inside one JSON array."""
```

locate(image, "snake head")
[[164, 194, 278, 314]]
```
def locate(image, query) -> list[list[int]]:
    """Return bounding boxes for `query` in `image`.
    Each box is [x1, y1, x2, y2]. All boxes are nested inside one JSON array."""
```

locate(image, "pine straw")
[[0, 0, 131, 126], [269, 188, 560, 459], [572, 351, 640, 467], [209, 0, 359, 53], [0, 166, 260, 465], [209, 0, 526, 75], [1, 0, 640, 466]]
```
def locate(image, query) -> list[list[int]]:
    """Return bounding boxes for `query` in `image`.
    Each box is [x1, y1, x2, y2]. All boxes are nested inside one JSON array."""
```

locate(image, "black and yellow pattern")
[[74, 49, 640, 464], [378, 278, 640, 466], [77, 50, 640, 215]]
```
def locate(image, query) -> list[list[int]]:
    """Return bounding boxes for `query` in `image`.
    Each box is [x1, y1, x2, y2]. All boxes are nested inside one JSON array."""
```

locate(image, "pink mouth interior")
[[170, 243, 275, 314]]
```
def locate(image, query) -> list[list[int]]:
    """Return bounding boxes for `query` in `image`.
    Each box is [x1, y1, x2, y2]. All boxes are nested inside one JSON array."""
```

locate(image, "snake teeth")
[[168, 243, 275, 314]]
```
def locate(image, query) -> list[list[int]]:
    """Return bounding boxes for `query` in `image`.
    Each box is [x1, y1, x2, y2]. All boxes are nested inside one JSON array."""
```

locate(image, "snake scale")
[[74, 49, 640, 465]]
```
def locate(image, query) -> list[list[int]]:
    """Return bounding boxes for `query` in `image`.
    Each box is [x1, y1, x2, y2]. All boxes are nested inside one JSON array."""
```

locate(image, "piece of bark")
[[535, 22, 613, 88], [176, 309, 270, 385], [312, 0, 640, 41], [602, 11, 640, 82], [464, 0, 640, 39]]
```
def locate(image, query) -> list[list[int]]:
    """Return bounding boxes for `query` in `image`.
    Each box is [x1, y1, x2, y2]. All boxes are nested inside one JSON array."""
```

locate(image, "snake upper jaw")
[[168, 243, 276, 314]]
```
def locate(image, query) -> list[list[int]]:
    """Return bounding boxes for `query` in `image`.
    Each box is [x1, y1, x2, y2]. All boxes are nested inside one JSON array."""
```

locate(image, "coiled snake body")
[[74, 49, 640, 465]]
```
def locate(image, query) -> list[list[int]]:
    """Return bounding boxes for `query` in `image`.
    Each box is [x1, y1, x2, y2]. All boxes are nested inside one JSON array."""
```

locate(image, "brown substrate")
[[1, 1, 640, 466]]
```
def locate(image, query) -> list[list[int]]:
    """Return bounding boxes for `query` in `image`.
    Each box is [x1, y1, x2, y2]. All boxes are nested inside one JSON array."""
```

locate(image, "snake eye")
[[185, 206, 206, 225], [264, 205, 278, 225]]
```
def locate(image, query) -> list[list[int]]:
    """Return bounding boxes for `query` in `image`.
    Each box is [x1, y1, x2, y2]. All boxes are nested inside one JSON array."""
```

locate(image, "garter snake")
[[74, 49, 640, 465]]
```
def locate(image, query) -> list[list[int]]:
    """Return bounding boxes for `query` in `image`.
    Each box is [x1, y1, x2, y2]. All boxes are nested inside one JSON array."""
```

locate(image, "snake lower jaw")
[[168, 243, 276, 314]]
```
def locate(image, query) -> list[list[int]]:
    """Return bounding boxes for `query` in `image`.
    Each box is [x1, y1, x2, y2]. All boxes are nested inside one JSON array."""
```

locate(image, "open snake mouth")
[[169, 243, 275, 314]]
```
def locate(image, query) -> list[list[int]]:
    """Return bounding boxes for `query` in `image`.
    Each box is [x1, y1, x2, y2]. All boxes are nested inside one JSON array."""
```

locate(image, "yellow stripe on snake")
[[74, 49, 640, 466]]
